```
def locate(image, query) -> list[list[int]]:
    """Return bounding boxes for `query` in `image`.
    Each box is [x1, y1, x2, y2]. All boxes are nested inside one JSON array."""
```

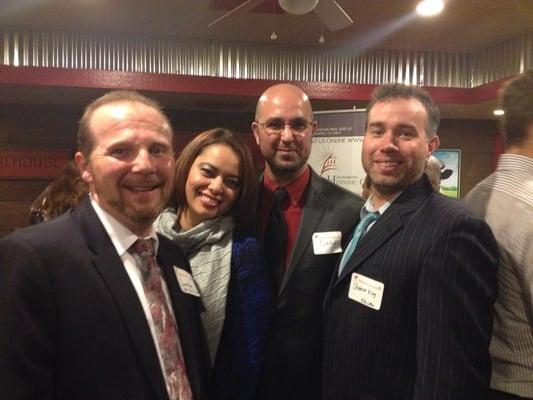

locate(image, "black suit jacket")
[[323, 175, 498, 400], [259, 168, 363, 400], [0, 197, 209, 400]]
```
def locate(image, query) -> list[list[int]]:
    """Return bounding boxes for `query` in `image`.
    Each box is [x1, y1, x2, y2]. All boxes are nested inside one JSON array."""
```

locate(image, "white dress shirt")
[[89, 195, 178, 396]]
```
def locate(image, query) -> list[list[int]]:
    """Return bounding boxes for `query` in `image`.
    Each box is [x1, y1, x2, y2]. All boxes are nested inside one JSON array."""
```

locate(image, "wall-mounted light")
[[493, 109, 505, 116], [416, 0, 444, 17]]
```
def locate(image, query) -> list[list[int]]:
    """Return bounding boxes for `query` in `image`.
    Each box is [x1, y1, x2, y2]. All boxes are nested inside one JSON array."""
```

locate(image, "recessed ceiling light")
[[416, 0, 444, 17], [493, 109, 505, 116]]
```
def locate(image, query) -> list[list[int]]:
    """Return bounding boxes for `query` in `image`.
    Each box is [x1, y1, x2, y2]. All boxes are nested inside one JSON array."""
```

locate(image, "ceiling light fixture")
[[416, 0, 444, 17], [279, 0, 319, 15], [493, 109, 505, 116]]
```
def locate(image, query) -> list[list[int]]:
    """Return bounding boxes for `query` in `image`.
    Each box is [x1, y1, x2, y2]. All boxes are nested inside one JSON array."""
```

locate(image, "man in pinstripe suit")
[[323, 83, 499, 400], [465, 71, 533, 400]]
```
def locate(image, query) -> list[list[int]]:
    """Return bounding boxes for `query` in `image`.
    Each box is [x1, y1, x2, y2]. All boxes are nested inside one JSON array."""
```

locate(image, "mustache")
[[122, 177, 166, 188], [277, 145, 297, 151]]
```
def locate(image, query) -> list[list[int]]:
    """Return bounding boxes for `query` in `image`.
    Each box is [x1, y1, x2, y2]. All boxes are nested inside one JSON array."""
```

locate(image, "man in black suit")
[[252, 83, 363, 400], [323, 84, 499, 400], [0, 91, 208, 400]]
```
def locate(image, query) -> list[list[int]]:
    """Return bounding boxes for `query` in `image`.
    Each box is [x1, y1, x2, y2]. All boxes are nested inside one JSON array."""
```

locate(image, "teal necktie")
[[338, 211, 380, 276]]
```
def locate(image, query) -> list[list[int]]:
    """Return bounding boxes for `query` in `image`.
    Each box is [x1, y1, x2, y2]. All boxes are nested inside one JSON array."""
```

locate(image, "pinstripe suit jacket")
[[323, 175, 499, 400]]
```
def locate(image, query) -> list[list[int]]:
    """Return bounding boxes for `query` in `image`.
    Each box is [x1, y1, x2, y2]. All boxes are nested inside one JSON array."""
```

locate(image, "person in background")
[[0, 90, 209, 400], [252, 83, 363, 400], [323, 83, 499, 400], [155, 128, 271, 400], [425, 154, 442, 192], [29, 160, 88, 224], [464, 70, 533, 400]]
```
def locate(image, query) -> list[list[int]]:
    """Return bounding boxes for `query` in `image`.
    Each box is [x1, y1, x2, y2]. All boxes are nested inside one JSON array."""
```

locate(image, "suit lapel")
[[75, 198, 169, 400], [279, 171, 325, 296], [334, 176, 433, 286], [335, 208, 405, 283]]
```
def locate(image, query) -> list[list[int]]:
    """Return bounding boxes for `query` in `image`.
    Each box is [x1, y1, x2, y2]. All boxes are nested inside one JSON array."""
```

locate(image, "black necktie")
[[264, 187, 289, 293]]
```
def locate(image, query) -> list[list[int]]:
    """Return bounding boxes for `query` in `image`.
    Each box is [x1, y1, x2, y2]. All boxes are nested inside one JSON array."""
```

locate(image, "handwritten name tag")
[[173, 267, 200, 297], [312, 231, 342, 255], [348, 273, 384, 311]]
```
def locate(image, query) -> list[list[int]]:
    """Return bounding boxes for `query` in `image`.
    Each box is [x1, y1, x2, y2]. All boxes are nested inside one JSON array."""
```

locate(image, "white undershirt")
[[364, 192, 402, 229], [89, 195, 177, 394]]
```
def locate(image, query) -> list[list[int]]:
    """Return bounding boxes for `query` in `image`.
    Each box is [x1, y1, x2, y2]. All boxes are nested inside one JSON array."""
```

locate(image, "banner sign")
[[309, 110, 366, 195], [0, 150, 69, 179]]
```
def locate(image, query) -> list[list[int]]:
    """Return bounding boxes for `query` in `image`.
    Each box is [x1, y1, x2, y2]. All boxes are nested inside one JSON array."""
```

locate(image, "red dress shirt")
[[260, 166, 311, 269]]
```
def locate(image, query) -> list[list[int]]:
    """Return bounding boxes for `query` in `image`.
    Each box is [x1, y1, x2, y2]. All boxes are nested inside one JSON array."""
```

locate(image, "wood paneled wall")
[[0, 103, 497, 237], [438, 119, 498, 196]]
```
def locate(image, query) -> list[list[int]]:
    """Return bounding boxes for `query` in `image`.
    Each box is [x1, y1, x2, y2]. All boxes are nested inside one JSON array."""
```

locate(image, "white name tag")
[[173, 267, 200, 297], [312, 231, 342, 255], [348, 273, 384, 311]]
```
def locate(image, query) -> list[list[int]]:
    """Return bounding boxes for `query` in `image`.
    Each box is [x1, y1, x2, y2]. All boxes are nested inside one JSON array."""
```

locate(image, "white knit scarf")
[[154, 209, 234, 365]]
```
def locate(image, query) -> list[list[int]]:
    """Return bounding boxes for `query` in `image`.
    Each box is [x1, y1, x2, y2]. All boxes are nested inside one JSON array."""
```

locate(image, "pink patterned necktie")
[[129, 238, 193, 400]]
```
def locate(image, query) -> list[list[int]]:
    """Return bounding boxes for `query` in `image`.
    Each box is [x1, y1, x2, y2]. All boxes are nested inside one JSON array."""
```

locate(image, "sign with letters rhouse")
[[0, 150, 68, 179]]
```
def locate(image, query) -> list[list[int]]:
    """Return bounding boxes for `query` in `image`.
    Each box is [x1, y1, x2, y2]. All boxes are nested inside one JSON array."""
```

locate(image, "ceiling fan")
[[208, 0, 353, 31]]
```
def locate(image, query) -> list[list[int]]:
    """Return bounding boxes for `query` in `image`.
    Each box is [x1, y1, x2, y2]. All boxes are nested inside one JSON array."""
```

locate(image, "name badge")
[[173, 267, 200, 297], [312, 231, 342, 255], [348, 273, 384, 311]]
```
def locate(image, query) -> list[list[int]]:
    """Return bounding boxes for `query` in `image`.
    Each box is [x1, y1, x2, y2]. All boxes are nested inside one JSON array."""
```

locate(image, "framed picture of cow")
[[433, 149, 461, 198]]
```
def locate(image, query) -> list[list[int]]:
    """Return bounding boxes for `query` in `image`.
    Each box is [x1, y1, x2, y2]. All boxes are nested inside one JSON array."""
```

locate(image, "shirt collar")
[[497, 153, 533, 172], [362, 191, 402, 217], [264, 165, 310, 205], [89, 194, 159, 257]]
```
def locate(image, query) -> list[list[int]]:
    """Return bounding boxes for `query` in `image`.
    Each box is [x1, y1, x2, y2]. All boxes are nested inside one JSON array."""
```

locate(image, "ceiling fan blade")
[[314, 0, 353, 31], [208, 0, 265, 28]]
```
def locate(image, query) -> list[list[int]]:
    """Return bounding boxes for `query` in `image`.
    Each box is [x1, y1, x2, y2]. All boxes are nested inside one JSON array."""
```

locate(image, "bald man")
[[252, 84, 363, 400]]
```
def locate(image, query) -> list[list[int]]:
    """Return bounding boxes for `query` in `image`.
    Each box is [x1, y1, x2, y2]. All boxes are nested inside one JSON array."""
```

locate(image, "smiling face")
[[75, 101, 174, 236], [252, 84, 315, 185], [179, 143, 241, 230], [362, 97, 439, 205]]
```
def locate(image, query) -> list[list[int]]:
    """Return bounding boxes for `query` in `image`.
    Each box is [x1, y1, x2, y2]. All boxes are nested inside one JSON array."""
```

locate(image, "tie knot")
[[272, 187, 289, 209], [129, 238, 156, 258], [360, 211, 380, 227]]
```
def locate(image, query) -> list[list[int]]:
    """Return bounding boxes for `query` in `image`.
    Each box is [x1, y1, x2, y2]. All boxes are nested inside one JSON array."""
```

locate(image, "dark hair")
[[361, 175, 372, 200], [170, 128, 258, 229], [500, 70, 533, 148], [366, 83, 440, 138], [28, 160, 88, 224], [77, 90, 172, 156]]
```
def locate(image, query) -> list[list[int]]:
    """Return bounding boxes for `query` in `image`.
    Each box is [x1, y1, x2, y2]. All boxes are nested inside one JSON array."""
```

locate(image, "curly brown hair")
[[29, 160, 88, 224]]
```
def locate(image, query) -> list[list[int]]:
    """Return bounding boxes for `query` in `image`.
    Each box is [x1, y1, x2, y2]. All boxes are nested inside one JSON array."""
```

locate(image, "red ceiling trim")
[[0, 65, 509, 104]]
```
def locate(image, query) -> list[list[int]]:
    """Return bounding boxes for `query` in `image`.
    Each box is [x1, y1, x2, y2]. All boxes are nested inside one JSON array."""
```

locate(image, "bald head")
[[255, 83, 314, 122], [252, 83, 316, 184]]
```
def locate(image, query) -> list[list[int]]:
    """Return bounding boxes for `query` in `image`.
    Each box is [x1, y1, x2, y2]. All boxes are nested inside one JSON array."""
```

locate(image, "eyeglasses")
[[256, 118, 314, 136]]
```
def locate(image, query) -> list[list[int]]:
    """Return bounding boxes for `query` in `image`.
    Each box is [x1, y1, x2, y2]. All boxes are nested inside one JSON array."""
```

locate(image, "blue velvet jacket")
[[209, 228, 272, 400]]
